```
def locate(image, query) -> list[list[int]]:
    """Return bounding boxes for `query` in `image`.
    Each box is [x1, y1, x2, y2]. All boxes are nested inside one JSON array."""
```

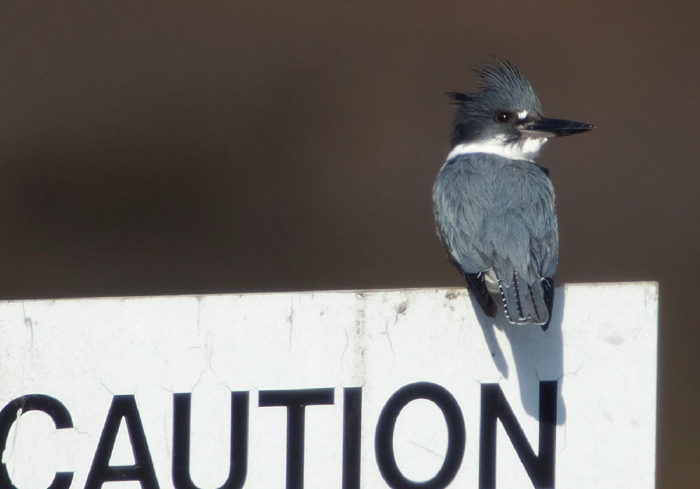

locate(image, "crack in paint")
[[287, 299, 294, 352], [409, 440, 445, 460]]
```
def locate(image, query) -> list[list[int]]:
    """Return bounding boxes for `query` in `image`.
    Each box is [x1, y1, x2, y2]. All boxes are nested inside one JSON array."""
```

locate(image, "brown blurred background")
[[0, 1, 697, 486]]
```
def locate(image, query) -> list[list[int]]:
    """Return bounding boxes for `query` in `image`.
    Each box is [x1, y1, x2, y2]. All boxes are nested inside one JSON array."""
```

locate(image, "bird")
[[433, 60, 593, 330]]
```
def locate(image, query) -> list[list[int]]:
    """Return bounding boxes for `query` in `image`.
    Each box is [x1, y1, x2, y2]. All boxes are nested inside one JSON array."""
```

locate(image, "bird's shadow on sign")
[[472, 289, 567, 425]]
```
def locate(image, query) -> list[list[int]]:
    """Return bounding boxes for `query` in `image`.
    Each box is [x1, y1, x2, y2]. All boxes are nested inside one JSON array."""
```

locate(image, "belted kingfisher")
[[433, 60, 593, 330]]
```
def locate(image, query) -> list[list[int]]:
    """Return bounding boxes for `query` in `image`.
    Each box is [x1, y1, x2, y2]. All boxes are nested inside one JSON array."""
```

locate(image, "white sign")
[[0, 283, 657, 489]]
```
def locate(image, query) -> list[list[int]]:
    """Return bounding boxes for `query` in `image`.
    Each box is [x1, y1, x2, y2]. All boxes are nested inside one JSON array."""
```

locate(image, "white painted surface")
[[0, 282, 658, 489]]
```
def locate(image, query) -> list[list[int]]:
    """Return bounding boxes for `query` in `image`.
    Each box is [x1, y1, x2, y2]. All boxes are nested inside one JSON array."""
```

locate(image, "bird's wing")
[[485, 160, 558, 280], [433, 155, 493, 275], [433, 155, 498, 317]]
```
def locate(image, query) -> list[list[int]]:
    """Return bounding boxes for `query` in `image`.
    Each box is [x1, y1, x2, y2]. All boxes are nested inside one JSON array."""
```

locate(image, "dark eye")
[[497, 111, 513, 123]]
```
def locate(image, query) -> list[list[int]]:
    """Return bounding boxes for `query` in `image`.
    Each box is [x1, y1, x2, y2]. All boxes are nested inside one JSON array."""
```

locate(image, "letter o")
[[375, 382, 465, 489]]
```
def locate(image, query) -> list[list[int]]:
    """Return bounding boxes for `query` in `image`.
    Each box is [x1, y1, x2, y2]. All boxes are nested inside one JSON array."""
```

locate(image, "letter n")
[[479, 381, 557, 489]]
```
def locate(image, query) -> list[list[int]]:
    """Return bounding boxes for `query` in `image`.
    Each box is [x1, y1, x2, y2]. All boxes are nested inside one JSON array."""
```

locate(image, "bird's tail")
[[499, 275, 554, 330]]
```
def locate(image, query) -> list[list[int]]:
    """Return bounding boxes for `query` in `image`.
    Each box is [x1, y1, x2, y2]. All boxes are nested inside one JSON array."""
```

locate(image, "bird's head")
[[448, 60, 594, 161]]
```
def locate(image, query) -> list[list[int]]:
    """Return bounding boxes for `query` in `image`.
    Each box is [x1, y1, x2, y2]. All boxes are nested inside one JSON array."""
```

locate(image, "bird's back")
[[433, 153, 558, 326]]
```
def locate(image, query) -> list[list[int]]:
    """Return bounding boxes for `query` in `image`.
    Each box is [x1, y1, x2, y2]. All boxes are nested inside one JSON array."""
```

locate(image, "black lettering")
[[375, 382, 465, 489], [342, 387, 362, 489], [172, 391, 249, 489], [85, 395, 159, 489], [0, 395, 74, 489], [479, 381, 557, 489], [259, 388, 334, 489]]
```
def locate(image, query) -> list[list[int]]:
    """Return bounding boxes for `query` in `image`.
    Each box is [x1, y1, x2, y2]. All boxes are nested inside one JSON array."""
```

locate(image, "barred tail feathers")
[[498, 273, 554, 330]]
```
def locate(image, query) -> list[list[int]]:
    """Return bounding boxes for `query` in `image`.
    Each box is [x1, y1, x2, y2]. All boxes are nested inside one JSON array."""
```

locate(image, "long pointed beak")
[[522, 118, 595, 138]]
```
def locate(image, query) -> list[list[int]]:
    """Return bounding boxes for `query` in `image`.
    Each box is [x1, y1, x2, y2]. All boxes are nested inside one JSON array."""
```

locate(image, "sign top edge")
[[0, 281, 659, 305]]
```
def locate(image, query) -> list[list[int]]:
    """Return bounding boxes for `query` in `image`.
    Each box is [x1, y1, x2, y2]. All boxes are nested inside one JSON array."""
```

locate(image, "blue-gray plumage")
[[433, 61, 593, 330]]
